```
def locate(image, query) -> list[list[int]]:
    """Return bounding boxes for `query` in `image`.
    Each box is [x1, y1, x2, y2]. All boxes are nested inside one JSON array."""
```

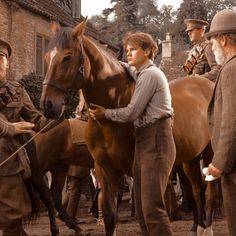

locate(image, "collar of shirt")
[[132, 59, 154, 81]]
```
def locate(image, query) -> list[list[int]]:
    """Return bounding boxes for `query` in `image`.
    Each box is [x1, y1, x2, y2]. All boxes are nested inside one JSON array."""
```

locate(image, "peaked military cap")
[[0, 39, 12, 59], [184, 19, 209, 32]]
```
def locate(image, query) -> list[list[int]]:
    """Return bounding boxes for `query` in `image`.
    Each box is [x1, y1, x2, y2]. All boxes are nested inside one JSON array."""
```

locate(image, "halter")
[[42, 79, 70, 97]]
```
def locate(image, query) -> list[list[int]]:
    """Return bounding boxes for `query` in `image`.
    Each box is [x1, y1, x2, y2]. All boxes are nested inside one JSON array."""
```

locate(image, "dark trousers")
[[222, 174, 236, 236], [133, 118, 176, 236]]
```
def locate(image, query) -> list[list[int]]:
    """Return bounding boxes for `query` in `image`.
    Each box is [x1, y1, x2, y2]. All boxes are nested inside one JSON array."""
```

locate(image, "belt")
[[135, 115, 172, 129]]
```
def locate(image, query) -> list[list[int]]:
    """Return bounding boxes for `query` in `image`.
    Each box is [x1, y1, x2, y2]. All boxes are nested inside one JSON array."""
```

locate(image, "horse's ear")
[[51, 21, 61, 34], [72, 17, 88, 38]]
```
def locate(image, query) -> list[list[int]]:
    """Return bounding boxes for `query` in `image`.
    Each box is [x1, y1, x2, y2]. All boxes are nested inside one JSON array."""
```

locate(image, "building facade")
[[0, 0, 117, 80]]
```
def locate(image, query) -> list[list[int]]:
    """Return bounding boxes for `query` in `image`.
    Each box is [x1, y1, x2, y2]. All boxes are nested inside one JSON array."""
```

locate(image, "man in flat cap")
[[183, 18, 220, 82], [175, 18, 221, 215], [0, 39, 62, 235], [206, 9, 236, 236]]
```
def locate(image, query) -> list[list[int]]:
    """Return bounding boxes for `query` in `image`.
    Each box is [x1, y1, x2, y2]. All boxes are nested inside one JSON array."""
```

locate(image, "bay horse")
[[34, 119, 94, 234], [40, 19, 217, 236]]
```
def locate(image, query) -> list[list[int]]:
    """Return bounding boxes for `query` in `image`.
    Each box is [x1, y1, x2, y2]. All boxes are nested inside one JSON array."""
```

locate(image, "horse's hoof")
[[203, 226, 213, 236]]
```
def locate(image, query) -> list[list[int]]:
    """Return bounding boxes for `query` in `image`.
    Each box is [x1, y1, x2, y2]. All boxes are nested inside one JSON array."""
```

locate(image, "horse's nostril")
[[45, 100, 53, 111]]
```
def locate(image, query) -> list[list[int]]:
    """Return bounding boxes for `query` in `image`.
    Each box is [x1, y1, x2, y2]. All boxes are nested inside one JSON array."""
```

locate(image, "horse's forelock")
[[47, 27, 75, 52]]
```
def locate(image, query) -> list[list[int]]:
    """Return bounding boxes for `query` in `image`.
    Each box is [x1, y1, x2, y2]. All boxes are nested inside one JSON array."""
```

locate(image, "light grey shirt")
[[105, 59, 173, 128]]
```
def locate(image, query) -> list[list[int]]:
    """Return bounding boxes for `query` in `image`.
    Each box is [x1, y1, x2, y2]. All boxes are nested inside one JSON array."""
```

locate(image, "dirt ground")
[[0, 195, 228, 236]]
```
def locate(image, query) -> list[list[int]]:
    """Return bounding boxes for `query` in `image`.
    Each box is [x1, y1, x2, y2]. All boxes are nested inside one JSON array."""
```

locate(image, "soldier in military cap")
[[0, 39, 12, 59], [206, 9, 236, 236], [183, 18, 220, 82], [176, 17, 222, 214], [0, 39, 62, 236]]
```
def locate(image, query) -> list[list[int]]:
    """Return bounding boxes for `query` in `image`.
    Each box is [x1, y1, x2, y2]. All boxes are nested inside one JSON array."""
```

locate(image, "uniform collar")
[[193, 36, 206, 46]]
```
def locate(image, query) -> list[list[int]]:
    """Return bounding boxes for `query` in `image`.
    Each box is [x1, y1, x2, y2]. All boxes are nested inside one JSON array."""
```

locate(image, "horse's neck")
[[82, 37, 134, 108]]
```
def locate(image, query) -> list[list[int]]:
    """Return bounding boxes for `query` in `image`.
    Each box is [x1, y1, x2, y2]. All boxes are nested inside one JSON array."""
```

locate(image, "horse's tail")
[[23, 178, 41, 223], [19, 133, 41, 224]]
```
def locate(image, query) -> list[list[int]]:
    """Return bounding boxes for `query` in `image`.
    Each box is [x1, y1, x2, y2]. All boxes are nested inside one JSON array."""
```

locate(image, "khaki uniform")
[[183, 37, 220, 82], [0, 79, 60, 232]]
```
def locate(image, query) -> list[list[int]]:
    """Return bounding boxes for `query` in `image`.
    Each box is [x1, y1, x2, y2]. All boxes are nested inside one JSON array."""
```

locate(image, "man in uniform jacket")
[[0, 39, 61, 236], [183, 18, 220, 82], [206, 9, 236, 236]]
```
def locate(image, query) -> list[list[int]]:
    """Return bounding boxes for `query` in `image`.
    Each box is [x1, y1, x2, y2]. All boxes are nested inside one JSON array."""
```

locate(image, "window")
[[36, 34, 50, 75]]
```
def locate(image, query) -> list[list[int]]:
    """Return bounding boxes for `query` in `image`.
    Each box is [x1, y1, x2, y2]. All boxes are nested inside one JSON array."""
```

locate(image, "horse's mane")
[[46, 27, 121, 68], [47, 27, 75, 52]]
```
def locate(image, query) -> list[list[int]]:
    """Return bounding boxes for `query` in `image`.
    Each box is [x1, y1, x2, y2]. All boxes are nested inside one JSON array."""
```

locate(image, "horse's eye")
[[63, 55, 72, 62]]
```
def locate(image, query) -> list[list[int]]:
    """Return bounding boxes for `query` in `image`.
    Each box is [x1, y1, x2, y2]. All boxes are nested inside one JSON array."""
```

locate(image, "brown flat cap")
[[0, 39, 12, 58], [184, 19, 209, 32]]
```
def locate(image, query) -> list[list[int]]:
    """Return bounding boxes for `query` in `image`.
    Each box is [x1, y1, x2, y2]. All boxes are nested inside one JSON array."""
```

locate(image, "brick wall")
[[0, 1, 54, 80]]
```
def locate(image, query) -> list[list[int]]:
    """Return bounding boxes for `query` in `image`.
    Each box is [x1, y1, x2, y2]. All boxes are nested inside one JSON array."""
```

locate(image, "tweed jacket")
[[183, 37, 221, 82], [208, 54, 236, 178], [0, 79, 61, 176]]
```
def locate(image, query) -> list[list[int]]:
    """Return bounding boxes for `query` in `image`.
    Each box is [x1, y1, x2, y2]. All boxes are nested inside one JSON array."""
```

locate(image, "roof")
[[10, 0, 118, 50]]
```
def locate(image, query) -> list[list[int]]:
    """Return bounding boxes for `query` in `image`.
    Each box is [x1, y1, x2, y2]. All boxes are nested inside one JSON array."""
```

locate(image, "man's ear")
[[221, 35, 228, 46], [144, 48, 151, 58]]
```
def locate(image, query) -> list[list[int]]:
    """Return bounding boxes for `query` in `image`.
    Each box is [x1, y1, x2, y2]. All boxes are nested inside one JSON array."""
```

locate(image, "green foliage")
[[20, 72, 79, 118], [20, 73, 44, 110]]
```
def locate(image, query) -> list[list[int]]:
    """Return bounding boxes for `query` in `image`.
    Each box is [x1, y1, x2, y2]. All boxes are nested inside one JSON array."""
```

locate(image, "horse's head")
[[41, 20, 87, 119]]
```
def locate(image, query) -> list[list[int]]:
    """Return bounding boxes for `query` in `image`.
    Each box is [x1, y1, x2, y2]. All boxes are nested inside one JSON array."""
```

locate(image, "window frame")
[[35, 33, 50, 76]]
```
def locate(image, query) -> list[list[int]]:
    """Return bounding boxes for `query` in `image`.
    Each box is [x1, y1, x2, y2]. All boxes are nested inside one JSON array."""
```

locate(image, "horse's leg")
[[50, 164, 83, 234], [31, 174, 59, 236], [164, 177, 182, 221], [183, 158, 206, 235], [124, 175, 135, 217], [95, 163, 119, 236], [174, 164, 194, 212], [25, 137, 59, 236], [201, 143, 217, 236]]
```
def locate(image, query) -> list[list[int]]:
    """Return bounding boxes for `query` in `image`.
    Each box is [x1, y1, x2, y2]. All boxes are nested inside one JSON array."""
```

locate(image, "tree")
[[204, 0, 236, 21], [89, 0, 176, 47], [172, 0, 236, 45]]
